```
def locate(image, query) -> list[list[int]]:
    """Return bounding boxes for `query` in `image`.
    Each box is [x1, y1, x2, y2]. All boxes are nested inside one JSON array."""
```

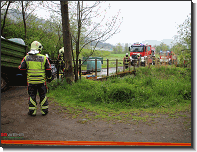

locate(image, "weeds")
[[48, 66, 191, 121]]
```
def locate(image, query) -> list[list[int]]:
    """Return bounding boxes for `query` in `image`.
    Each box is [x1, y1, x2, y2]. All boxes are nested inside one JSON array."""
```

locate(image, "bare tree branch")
[[1, 1, 11, 36], [1, 1, 9, 9]]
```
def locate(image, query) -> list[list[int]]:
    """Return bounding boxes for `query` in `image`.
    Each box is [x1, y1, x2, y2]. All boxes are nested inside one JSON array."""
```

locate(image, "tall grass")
[[48, 66, 191, 111]]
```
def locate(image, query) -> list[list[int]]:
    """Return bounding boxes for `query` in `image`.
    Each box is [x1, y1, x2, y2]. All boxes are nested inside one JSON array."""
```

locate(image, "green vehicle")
[[1, 37, 28, 91]]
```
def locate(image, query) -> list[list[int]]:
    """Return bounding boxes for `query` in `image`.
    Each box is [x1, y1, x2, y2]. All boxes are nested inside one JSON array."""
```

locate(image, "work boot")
[[42, 111, 48, 116], [28, 111, 36, 117]]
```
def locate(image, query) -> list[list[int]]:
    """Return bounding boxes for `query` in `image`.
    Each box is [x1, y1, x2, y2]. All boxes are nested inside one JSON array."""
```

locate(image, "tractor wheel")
[[1, 76, 7, 91]]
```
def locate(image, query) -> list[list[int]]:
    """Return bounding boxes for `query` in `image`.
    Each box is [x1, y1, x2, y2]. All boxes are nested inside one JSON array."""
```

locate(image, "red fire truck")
[[159, 50, 177, 65], [129, 42, 154, 66]]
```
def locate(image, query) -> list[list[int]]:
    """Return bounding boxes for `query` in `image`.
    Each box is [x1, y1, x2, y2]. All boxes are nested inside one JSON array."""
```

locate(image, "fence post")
[[155, 57, 157, 67], [79, 59, 81, 80], [123, 59, 125, 72], [116, 59, 118, 74], [107, 59, 109, 76], [176, 58, 177, 67], [57, 59, 59, 80], [148, 57, 150, 69], [95, 59, 97, 77], [146, 58, 148, 67]]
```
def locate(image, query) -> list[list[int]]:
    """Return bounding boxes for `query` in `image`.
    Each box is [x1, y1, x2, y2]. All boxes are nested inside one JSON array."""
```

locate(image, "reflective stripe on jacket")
[[25, 54, 46, 84], [124, 56, 130, 64]]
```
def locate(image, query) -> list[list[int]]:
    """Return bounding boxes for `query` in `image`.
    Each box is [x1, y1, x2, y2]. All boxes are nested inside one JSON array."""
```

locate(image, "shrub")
[[49, 66, 191, 110]]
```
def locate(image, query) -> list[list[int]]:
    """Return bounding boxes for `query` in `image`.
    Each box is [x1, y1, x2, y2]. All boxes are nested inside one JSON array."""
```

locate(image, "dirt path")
[[1, 86, 191, 146]]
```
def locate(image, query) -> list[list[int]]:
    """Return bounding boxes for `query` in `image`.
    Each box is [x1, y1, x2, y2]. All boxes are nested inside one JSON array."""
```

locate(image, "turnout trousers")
[[28, 83, 48, 116], [125, 64, 129, 69]]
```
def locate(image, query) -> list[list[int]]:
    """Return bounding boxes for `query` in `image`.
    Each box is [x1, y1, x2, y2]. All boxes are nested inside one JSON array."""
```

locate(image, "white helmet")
[[59, 47, 64, 54], [126, 53, 128, 55], [31, 41, 43, 52]]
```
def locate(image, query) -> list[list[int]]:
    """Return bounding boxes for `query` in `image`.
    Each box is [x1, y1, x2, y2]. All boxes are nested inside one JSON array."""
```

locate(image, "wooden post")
[[155, 57, 157, 67], [133, 60, 135, 71], [147, 57, 149, 67], [116, 59, 118, 74], [79, 59, 81, 80], [95, 59, 97, 77], [57, 59, 59, 79], [107, 59, 109, 76], [123, 59, 125, 72], [176, 58, 177, 67]]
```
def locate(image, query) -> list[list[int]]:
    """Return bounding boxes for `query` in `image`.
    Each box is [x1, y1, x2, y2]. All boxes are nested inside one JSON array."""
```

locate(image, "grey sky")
[[103, 1, 191, 45], [34, 1, 192, 46]]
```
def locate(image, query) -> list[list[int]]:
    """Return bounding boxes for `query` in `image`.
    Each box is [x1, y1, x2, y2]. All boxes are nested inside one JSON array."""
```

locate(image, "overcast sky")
[[34, 1, 192, 46], [103, 1, 191, 45]]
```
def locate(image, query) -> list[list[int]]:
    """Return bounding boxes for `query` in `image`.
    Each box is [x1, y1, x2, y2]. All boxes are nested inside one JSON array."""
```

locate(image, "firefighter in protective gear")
[[124, 53, 130, 69], [18, 41, 52, 116], [45, 54, 52, 64], [137, 53, 141, 66], [58, 47, 65, 74]]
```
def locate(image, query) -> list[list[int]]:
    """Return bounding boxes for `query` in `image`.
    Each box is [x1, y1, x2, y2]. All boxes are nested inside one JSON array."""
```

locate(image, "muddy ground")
[[1, 86, 191, 147]]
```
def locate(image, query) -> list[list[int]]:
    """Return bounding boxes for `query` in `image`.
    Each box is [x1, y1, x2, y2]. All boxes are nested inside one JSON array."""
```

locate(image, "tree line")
[[1, 1, 191, 82], [1, 1, 123, 82]]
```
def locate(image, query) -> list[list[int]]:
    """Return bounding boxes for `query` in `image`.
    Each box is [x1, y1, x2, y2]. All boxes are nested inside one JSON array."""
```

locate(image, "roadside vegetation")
[[47, 65, 191, 123]]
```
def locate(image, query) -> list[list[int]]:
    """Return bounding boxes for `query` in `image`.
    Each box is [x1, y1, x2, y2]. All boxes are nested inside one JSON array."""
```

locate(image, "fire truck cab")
[[159, 50, 172, 64], [129, 42, 153, 66]]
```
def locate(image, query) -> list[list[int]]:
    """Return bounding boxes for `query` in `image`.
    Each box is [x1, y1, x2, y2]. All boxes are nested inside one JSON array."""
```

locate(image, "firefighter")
[[124, 53, 130, 69], [18, 41, 52, 116], [58, 47, 65, 74], [137, 53, 141, 66], [45, 54, 52, 64]]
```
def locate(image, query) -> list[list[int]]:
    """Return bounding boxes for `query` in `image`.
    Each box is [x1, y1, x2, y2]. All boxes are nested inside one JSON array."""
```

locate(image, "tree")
[[1, 3, 63, 59], [111, 43, 123, 54], [172, 14, 191, 67], [70, 1, 122, 81], [48, 14, 64, 58], [1, 1, 12, 35], [60, 1, 74, 84], [174, 14, 191, 49], [155, 42, 169, 54], [124, 43, 129, 53], [116, 43, 123, 54], [21, 1, 42, 41], [1, 1, 9, 9], [171, 43, 186, 55]]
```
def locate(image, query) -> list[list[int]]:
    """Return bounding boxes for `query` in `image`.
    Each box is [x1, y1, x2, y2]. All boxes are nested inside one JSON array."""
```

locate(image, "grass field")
[[80, 53, 126, 70], [48, 65, 191, 122], [102, 54, 126, 68]]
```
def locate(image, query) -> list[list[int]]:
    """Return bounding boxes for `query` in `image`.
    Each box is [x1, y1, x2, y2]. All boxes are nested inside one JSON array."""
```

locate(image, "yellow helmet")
[[137, 53, 140, 57], [31, 41, 43, 52], [59, 47, 64, 54]]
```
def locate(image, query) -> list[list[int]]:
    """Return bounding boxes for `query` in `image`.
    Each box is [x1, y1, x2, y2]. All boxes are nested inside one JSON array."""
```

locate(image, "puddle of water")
[[55, 66, 135, 80], [97, 66, 135, 76]]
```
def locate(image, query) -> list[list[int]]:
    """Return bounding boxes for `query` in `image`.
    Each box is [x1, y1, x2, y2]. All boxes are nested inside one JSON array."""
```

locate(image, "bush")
[[49, 66, 191, 110]]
